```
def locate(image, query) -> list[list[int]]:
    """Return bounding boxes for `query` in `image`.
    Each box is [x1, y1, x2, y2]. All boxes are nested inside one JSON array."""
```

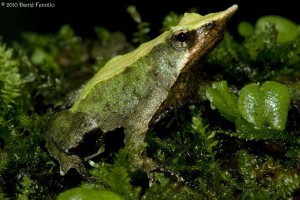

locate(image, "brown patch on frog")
[[150, 61, 205, 125], [150, 18, 228, 125]]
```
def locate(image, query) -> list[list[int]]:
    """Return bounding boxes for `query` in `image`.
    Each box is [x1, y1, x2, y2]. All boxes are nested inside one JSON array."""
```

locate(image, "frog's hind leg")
[[59, 154, 88, 178]]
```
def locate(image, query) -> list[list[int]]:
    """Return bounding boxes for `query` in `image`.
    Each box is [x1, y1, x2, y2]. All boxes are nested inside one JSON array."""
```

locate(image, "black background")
[[0, 0, 299, 43]]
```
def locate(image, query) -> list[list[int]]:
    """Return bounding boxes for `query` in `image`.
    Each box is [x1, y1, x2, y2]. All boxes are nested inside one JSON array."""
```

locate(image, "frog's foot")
[[134, 155, 185, 186], [154, 163, 185, 183], [57, 153, 89, 179]]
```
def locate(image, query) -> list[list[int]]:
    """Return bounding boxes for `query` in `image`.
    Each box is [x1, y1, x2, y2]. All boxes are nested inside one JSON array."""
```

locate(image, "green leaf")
[[206, 81, 239, 122], [238, 81, 291, 130], [255, 15, 298, 43], [238, 83, 264, 129], [57, 188, 123, 200], [261, 81, 291, 130], [207, 81, 291, 132], [238, 21, 254, 37]]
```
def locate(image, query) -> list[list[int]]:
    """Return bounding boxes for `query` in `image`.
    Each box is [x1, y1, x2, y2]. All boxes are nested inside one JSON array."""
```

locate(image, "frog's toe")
[[59, 154, 87, 177]]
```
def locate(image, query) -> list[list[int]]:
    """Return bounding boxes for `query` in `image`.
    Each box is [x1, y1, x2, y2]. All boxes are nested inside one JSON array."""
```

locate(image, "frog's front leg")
[[46, 136, 88, 178], [134, 153, 185, 185]]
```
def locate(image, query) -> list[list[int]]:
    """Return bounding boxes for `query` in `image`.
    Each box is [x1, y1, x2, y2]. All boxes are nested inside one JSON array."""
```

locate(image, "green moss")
[[161, 11, 183, 32], [235, 150, 300, 199], [0, 44, 55, 199], [127, 5, 151, 44], [0, 45, 21, 118]]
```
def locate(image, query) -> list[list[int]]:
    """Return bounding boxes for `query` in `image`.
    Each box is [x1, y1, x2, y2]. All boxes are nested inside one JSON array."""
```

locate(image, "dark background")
[[0, 0, 299, 43]]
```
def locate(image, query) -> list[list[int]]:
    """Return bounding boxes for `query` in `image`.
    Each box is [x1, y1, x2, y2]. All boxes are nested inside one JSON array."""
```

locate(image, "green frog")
[[45, 5, 238, 177]]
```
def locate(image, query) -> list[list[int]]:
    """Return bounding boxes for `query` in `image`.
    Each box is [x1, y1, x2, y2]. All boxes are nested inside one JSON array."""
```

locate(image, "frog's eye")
[[171, 30, 195, 50]]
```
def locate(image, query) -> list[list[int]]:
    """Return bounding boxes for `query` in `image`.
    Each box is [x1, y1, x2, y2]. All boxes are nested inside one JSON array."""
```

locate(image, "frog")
[[45, 4, 238, 178]]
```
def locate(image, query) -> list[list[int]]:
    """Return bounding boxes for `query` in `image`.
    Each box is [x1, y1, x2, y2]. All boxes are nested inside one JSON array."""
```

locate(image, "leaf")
[[255, 15, 298, 43], [238, 83, 264, 129], [57, 188, 123, 200], [238, 21, 254, 37], [206, 81, 239, 122], [261, 81, 291, 130], [238, 81, 291, 130]]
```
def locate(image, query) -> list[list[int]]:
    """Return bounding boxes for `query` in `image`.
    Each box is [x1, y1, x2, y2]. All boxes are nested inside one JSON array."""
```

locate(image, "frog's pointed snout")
[[187, 4, 238, 65], [227, 4, 238, 15], [206, 4, 238, 35], [220, 4, 238, 24]]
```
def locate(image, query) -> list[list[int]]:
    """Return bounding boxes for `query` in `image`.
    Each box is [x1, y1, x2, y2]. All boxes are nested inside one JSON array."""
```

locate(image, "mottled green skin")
[[45, 5, 238, 176]]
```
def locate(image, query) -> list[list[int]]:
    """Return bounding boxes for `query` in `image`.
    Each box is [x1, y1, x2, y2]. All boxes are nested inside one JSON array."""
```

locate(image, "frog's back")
[[68, 5, 239, 133], [73, 31, 169, 104], [69, 32, 188, 133]]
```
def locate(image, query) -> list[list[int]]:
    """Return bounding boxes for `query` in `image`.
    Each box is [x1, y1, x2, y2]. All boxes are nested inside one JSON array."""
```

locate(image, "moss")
[[0, 44, 55, 199], [127, 5, 151, 44]]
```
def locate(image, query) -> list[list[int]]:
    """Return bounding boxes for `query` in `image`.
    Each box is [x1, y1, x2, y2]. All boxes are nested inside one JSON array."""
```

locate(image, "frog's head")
[[170, 4, 238, 70]]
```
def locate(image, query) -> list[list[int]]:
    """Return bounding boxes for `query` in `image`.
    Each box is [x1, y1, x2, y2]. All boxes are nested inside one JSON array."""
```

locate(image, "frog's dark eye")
[[176, 32, 188, 42], [171, 30, 195, 50]]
